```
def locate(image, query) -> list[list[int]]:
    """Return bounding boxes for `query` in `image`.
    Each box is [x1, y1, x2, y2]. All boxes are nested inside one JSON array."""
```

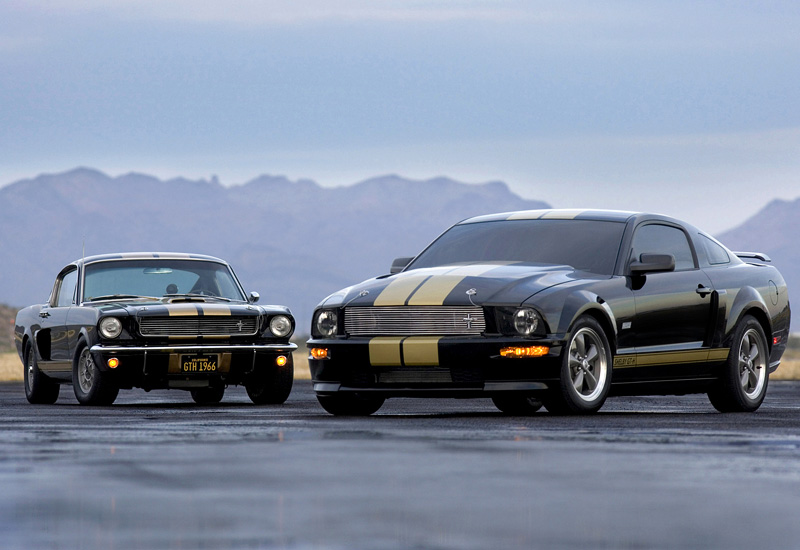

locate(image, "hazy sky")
[[1, 0, 798, 233]]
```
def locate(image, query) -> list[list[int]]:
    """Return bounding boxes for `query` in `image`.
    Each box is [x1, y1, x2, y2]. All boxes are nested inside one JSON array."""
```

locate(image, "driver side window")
[[630, 224, 696, 271], [56, 269, 78, 307]]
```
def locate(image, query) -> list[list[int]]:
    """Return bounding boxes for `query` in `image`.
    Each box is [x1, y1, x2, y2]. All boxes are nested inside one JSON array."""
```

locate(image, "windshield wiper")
[[87, 294, 160, 302]]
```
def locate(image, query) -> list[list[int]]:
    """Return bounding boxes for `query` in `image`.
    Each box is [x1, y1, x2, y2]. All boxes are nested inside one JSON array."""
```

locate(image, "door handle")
[[39, 311, 50, 318], [696, 285, 713, 297]]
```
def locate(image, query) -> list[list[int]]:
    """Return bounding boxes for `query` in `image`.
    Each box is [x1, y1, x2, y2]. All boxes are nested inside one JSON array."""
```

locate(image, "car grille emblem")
[[236, 320, 245, 332], [462, 314, 475, 329]]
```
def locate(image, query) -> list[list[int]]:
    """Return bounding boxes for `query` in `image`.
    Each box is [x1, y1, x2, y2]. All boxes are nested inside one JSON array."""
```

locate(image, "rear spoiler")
[[734, 251, 771, 262]]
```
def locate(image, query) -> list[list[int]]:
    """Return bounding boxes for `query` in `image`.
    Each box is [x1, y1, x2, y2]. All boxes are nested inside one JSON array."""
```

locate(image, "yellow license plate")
[[179, 354, 220, 373]]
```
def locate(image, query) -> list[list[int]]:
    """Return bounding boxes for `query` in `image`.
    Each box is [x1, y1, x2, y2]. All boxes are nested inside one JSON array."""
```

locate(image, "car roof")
[[75, 252, 228, 266], [458, 209, 643, 225]]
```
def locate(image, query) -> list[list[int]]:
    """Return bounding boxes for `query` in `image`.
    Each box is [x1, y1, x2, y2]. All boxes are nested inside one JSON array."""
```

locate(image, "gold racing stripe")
[[199, 305, 231, 316], [402, 337, 441, 366], [635, 349, 709, 366], [708, 349, 730, 362], [167, 304, 200, 316], [614, 349, 713, 368], [369, 337, 404, 366], [373, 275, 430, 306], [407, 264, 506, 306]]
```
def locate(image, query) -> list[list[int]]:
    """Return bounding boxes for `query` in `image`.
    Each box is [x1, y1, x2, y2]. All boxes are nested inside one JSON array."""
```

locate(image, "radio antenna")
[[80, 236, 86, 304]]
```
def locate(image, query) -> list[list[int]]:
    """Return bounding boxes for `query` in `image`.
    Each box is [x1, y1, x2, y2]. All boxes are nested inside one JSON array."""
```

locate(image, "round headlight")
[[269, 315, 293, 338], [99, 317, 122, 339], [513, 308, 540, 336], [315, 310, 338, 338]]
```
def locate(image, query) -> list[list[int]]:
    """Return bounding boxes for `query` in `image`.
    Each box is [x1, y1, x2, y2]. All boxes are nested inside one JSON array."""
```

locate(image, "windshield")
[[83, 259, 247, 302], [409, 219, 626, 275]]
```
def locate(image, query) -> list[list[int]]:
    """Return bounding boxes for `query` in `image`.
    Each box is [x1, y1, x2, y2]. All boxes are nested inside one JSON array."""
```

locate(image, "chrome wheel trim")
[[568, 327, 608, 402], [26, 349, 35, 388], [77, 348, 95, 394], [738, 328, 766, 399]]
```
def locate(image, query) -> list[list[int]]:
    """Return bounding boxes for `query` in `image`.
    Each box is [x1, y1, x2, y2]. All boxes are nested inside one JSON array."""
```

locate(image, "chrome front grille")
[[344, 306, 485, 336], [138, 316, 259, 337]]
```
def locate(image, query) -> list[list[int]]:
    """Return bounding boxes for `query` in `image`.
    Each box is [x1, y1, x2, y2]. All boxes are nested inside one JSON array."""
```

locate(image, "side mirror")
[[248, 291, 260, 303], [630, 253, 675, 274], [390, 257, 414, 274]]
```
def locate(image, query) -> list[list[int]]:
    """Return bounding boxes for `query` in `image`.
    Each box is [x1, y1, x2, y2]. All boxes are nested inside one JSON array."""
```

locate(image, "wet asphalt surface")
[[1, 380, 800, 550]]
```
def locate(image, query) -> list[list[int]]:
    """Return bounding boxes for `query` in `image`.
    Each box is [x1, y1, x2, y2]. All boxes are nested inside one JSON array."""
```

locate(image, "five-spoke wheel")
[[543, 316, 612, 414], [708, 315, 769, 412]]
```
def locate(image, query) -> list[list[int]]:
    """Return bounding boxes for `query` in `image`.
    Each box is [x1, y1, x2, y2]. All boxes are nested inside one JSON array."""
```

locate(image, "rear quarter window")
[[700, 235, 730, 265]]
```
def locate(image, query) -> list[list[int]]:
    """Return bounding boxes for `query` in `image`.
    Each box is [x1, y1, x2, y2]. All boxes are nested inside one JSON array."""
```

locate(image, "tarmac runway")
[[1, 379, 800, 549]]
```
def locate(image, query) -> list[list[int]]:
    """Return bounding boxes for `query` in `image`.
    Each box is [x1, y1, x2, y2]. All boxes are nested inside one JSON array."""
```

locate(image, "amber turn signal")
[[276, 355, 287, 367], [499, 346, 549, 358], [107, 357, 120, 368], [310, 348, 329, 360]]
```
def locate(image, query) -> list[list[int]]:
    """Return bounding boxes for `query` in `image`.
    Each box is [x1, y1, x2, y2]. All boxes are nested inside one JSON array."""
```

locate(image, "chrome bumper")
[[91, 343, 298, 353]]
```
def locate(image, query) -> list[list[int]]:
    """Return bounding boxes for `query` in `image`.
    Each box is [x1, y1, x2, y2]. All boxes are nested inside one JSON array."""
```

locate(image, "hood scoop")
[[166, 296, 208, 303]]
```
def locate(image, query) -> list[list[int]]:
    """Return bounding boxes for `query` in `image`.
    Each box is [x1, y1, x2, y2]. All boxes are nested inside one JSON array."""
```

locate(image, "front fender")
[[529, 289, 617, 345]]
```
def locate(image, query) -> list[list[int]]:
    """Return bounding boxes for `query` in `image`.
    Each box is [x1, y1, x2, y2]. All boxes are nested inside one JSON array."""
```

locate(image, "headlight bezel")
[[513, 307, 540, 336], [98, 316, 123, 339], [495, 306, 546, 338], [268, 315, 293, 338], [314, 309, 339, 338]]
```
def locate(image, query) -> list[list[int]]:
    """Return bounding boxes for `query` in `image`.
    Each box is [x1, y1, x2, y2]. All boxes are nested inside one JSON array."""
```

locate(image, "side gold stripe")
[[636, 349, 709, 366], [407, 264, 504, 306], [708, 349, 730, 362], [402, 336, 441, 366], [369, 337, 403, 366], [373, 275, 430, 306], [615, 349, 712, 368], [200, 305, 231, 316], [167, 304, 200, 316]]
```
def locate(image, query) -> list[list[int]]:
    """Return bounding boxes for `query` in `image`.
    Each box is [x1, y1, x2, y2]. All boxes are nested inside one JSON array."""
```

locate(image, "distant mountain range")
[[0, 168, 549, 332], [717, 197, 800, 326], [0, 168, 795, 332]]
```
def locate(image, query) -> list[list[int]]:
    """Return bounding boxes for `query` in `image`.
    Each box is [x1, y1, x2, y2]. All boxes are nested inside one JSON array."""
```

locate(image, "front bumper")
[[90, 343, 297, 389], [307, 335, 563, 397]]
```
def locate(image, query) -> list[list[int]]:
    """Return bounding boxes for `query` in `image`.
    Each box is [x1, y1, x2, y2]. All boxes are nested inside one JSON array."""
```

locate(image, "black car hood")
[[322, 262, 596, 308], [91, 299, 262, 317]]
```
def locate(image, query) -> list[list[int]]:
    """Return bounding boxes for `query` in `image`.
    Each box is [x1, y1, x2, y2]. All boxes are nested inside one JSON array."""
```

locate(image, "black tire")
[[491, 395, 543, 415], [316, 393, 385, 416], [73, 344, 119, 406], [246, 356, 294, 405], [190, 386, 225, 405], [23, 342, 60, 404], [542, 316, 612, 415], [708, 315, 769, 413]]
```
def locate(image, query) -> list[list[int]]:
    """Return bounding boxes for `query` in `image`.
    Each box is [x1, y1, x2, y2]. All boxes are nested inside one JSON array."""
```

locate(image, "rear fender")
[[725, 286, 771, 347]]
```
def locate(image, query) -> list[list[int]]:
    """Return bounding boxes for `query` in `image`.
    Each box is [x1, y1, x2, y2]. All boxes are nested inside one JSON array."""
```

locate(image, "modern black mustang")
[[15, 253, 297, 405], [308, 210, 790, 415]]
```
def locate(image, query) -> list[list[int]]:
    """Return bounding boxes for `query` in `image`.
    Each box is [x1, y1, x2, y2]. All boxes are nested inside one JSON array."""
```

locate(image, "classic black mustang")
[[308, 210, 791, 415], [15, 253, 297, 406]]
